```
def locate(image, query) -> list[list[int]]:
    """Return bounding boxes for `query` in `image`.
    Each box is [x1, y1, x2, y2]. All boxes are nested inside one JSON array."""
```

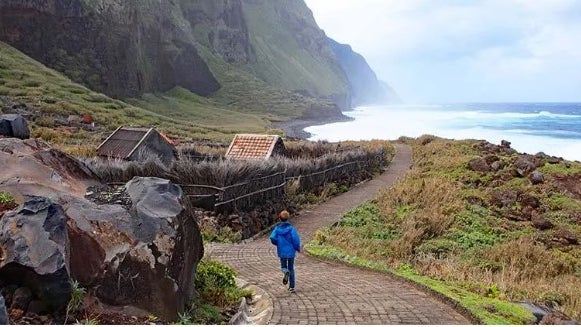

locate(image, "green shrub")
[[35, 116, 55, 127], [195, 259, 236, 291], [0, 192, 14, 204], [416, 238, 459, 257], [195, 259, 253, 307], [340, 202, 382, 227], [191, 303, 225, 324]]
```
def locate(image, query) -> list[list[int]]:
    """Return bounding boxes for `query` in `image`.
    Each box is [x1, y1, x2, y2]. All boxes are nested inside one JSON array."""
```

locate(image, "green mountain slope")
[[240, 1, 350, 107], [0, 41, 270, 150], [0, 0, 351, 119]]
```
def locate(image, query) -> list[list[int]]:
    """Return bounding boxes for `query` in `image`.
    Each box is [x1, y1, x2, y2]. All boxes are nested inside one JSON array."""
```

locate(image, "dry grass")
[[86, 142, 389, 187], [310, 136, 581, 320]]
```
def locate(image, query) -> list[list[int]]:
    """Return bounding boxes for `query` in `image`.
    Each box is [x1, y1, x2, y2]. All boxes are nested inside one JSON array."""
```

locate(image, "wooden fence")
[[107, 151, 385, 214]]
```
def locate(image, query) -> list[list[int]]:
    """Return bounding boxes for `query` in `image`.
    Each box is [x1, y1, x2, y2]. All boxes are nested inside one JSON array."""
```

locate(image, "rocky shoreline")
[[272, 113, 353, 140]]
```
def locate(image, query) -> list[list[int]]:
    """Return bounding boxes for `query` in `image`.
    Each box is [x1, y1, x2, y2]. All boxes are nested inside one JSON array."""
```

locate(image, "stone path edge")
[[305, 240, 482, 324], [229, 277, 274, 325]]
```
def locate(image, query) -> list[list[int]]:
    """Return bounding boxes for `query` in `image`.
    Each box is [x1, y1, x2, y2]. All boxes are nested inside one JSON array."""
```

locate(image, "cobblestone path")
[[207, 144, 471, 324]]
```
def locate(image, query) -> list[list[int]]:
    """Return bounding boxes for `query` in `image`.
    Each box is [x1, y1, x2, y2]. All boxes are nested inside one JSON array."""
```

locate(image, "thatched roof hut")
[[97, 127, 176, 165], [225, 134, 285, 160]]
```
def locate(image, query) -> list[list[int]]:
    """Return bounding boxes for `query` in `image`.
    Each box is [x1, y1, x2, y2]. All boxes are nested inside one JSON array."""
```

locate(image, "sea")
[[304, 103, 581, 161]]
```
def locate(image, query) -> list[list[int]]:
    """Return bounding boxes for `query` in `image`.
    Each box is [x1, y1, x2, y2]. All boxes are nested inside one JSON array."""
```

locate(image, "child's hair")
[[279, 210, 290, 221]]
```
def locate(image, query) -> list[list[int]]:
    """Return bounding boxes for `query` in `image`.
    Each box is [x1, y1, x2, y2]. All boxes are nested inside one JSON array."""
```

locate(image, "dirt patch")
[[553, 174, 581, 200]]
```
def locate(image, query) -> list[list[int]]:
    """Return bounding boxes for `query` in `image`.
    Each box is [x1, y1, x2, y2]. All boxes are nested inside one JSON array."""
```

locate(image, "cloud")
[[304, 0, 581, 102]]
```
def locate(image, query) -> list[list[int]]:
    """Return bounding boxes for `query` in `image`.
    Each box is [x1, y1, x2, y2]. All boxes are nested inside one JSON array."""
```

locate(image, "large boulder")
[[0, 139, 205, 321], [468, 157, 491, 172], [0, 114, 30, 139], [514, 155, 542, 177], [529, 171, 544, 185], [0, 138, 99, 198], [0, 196, 72, 311], [63, 177, 204, 321]]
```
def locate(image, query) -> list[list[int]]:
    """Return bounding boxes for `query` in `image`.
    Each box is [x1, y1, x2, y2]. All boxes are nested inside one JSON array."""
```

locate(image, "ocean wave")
[[457, 110, 581, 120]]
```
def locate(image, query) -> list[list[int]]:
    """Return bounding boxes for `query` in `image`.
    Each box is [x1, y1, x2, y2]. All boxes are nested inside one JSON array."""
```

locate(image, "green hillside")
[[0, 41, 271, 153], [241, 1, 349, 100], [0, 0, 352, 121], [308, 136, 581, 323]]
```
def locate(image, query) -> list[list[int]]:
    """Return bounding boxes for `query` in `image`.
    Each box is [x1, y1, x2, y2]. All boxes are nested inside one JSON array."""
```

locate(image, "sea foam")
[[305, 104, 581, 161]]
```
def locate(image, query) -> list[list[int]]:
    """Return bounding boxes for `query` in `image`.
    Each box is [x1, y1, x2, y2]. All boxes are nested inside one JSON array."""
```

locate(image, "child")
[[269, 210, 301, 293]]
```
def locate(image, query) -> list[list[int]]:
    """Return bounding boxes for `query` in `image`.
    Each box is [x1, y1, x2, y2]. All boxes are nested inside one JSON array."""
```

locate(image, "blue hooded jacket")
[[269, 222, 301, 258]]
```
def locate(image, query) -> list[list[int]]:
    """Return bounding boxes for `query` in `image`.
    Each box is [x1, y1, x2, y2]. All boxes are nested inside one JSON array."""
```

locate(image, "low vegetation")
[[0, 191, 17, 213], [176, 259, 253, 324], [85, 140, 391, 192], [0, 41, 275, 153], [307, 135, 581, 323]]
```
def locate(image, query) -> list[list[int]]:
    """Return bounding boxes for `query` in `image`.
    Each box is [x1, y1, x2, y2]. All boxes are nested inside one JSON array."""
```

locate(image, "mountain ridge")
[[0, 0, 397, 128]]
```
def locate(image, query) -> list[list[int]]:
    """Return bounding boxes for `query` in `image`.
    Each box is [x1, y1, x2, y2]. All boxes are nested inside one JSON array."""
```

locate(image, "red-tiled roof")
[[159, 132, 178, 146], [225, 134, 282, 160], [97, 127, 151, 159]]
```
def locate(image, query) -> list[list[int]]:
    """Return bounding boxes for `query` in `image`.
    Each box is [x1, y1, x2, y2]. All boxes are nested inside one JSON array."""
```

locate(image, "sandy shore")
[[272, 114, 353, 140]]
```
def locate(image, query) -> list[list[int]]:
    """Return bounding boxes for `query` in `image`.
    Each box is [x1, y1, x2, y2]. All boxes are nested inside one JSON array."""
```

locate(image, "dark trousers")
[[280, 257, 295, 288]]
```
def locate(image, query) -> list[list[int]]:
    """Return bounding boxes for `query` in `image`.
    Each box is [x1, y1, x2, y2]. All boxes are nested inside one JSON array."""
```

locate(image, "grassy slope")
[[0, 41, 272, 152], [307, 136, 581, 323], [241, 0, 348, 97]]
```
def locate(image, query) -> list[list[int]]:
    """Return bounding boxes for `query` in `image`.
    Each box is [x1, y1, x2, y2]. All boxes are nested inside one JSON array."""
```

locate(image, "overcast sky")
[[304, 0, 581, 103]]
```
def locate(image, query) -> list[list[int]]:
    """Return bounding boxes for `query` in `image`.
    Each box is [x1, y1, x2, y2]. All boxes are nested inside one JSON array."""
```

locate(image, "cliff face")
[[0, 0, 369, 114], [0, 0, 220, 98], [185, 0, 351, 110], [328, 37, 400, 106], [240, 0, 350, 109]]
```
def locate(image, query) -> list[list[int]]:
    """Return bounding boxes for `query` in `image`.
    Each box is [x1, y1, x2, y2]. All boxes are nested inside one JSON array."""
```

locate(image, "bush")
[[194, 259, 252, 313], [0, 192, 14, 205], [340, 202, 382, 227], [35, 116, 55, 127], [195, 259, 236, 291], [416, 238, 459, 257]]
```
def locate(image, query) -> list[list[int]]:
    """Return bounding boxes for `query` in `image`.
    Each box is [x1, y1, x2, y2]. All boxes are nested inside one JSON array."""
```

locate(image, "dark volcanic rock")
[[540, 311, 579, 325], [529, 170, 544, 184], [0, 138, 100, 199], [490, 189, 519, 208], [63, 177, 204, 321], [468, 157, 491, 172], [552, 229, 579, 246], [0, 294, 7, 324], [531, 215, 554, 230], [0, 196, 71, 311], [0, 114, 29, 139], [10, 287, 32, 311], [490, 160, 506, 171], [514, 155, 542, 177], [519, 194, 541, 209]]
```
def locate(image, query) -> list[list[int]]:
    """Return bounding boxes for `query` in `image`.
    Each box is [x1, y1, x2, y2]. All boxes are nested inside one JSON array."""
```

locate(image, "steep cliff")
[[0, 0, 220, 98], [0, 0, 351, 114], [328, 37, 400, 106]]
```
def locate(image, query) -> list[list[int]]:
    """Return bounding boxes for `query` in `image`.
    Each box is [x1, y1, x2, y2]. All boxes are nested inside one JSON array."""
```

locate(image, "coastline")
[[272, 113, 354, 140]]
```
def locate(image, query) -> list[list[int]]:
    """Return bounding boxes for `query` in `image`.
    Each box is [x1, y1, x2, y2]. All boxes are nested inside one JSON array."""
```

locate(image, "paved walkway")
[[207, 144, 470, 324]]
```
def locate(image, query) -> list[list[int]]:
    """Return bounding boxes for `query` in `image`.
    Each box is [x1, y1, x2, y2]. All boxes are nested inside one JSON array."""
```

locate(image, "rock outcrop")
[[63, 177, 204, 320], [0, 0, 220, 98], [0, 138, 99, 198], [0, 196, 72, 312], [0, 114, 30, 139], [0, 0, 372, 112], [0, 138, 204, 322]]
